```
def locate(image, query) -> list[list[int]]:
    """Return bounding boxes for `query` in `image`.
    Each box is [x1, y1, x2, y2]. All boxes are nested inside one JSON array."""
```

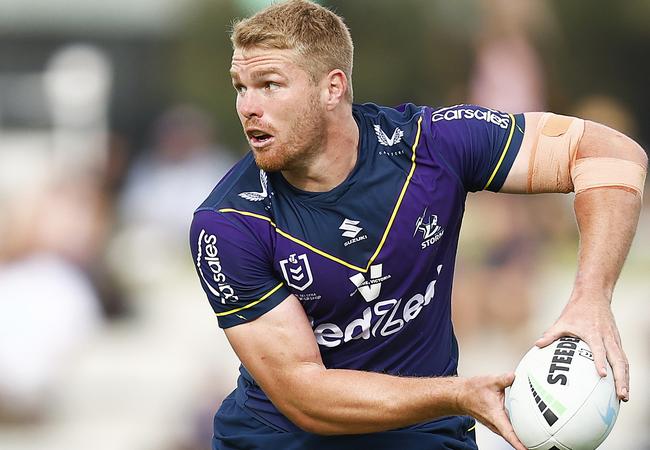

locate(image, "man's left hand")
[[535, 292, 629, 402]]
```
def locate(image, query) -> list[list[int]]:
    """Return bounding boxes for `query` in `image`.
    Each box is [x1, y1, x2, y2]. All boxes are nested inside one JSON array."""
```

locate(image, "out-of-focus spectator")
[[113, 105, 236, 286], [468, 0, 552, 113], [119, 105, 235, 238], [454, 195, 540, 344], [469, 33, 546, 113], [455, 0, 556, 347], [0, 174, 106, 422]]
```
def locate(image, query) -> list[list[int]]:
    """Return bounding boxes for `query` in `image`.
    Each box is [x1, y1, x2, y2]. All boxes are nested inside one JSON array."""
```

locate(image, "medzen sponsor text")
[[313, 265, 443, 348]]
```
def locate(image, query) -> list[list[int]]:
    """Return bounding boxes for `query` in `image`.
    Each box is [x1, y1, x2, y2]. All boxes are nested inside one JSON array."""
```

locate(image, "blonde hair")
[[231, 0, 354, 102]]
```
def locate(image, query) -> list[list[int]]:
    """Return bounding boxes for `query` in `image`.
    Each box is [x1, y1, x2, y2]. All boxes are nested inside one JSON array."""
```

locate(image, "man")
[[189, 1, 647, 449]]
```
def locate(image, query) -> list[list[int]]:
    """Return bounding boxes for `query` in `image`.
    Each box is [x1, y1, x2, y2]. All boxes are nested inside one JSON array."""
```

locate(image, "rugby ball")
[[505, 337, 619, 450]]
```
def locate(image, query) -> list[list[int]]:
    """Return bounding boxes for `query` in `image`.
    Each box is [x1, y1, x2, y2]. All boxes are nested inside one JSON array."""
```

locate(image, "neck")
[[282, 106, 359, 192]]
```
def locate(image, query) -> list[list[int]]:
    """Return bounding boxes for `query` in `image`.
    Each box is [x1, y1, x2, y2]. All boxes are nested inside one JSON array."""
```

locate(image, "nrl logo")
[[238, 170, 268, 202], [374, 124, 403, 147], [280, 253, 314, 291]]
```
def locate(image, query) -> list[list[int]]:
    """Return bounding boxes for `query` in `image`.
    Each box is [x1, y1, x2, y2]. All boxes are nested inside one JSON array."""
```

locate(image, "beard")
[[249, 93, 326, 173]]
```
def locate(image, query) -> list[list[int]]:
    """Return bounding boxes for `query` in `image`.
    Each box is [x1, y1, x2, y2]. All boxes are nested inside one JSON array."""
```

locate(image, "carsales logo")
[[196, 230, 239, 304], [432, 106, 510, 129]]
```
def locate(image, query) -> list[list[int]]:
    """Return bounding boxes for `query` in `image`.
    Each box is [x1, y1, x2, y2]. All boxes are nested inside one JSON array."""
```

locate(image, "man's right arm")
[[224, 293, 526, 449], [190, 208, 524, 447]]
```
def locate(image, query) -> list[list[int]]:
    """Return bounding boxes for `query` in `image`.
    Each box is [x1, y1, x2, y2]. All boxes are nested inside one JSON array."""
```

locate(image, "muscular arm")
[[225, 294, 525, 448], [501, 114, 648, 401]]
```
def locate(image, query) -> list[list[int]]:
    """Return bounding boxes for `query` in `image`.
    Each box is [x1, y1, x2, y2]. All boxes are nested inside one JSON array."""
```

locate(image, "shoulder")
[[353, 102, 429, 162], [191, 152, 278, 259], [423, 103, 522, 159], [423, 104, 526, 192], [355, 102, 515, 132], [354, 102, 426, 135], [353, 102, 425, 123], [352, 102, 513, 150], [195, 152, 272, 219]]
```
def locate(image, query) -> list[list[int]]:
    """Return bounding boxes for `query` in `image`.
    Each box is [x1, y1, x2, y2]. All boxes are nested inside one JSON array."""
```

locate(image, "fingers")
[[604, 337, 630, 401], [535, 326, 566, 348], [497, 372, 516, 389], [536, 303, 629, 403], [491, 408, 528, 450], [486, 373, 526, 450], [587, 337, 609, 378]]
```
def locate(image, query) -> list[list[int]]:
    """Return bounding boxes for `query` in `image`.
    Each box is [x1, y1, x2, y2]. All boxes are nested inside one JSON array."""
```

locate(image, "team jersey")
[[190, 103, 525, 440]]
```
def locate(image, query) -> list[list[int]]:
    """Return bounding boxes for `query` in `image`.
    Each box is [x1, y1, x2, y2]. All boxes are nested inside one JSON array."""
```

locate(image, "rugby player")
[[189, 1, 647, 449]]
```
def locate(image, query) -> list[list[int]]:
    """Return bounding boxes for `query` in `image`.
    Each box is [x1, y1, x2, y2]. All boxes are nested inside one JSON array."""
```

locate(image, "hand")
[[535, 293, 629, 402], [457, 373, 527, 450]]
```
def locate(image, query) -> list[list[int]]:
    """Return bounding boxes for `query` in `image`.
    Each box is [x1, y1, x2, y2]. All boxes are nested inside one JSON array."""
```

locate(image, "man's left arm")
[[500, 112, 648, 402]]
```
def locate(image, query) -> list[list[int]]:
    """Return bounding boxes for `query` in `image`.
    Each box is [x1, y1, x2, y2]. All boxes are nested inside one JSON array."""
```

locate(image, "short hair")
[[231, 0, 354, 102]]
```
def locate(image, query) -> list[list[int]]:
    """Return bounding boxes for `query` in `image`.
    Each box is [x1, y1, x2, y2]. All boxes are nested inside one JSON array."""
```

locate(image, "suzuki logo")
[[339, 218, 363, 238]]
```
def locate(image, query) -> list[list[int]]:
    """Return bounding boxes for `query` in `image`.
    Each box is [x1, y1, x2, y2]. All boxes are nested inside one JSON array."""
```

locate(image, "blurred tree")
[[172, 0, 244, 152], [171, 0, 650, 151], [547, 0, 650, 144], [330, 0, 474, 107], [171, 0, 476, 151]]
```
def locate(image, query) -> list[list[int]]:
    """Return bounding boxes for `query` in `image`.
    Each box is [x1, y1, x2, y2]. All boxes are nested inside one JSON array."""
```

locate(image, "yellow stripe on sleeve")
[[215, 282, 285, 317], [483, 113, 516, 190]]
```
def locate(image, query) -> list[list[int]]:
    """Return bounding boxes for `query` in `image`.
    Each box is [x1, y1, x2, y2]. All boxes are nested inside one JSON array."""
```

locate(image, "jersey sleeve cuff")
[[483, 113, 526, 192], [216, 283, 291, 328]]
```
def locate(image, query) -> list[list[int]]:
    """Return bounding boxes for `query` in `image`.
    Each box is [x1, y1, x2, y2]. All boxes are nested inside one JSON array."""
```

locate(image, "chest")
[[269, 158, 465, 324]]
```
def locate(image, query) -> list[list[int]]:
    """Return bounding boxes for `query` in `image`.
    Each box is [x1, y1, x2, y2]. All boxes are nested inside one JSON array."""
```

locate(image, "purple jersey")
[[190, 103, 525, 435]]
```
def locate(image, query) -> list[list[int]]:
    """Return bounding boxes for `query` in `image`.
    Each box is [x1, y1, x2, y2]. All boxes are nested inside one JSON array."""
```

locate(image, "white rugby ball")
[[505, 337, 619, 450]]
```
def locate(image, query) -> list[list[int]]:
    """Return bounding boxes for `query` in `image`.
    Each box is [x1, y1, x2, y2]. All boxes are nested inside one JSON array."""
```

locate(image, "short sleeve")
[[429, 104, 526, 192], [189, 209, 290, 328]]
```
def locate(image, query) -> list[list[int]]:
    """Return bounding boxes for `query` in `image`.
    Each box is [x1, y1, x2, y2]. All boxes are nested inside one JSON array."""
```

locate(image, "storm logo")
[[414, 207, 445, 249]]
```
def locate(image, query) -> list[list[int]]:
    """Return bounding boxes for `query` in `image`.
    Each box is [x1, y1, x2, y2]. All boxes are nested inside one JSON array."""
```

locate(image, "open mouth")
[[247, 129, 275, 147]]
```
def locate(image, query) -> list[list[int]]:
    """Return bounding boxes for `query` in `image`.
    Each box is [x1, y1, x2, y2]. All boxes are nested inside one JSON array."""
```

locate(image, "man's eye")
[[265, 82, 280, 91], [234, 84, 247, 94]]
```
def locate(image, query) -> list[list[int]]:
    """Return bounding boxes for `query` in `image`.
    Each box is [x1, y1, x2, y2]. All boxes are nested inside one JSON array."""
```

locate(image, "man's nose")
[[237, 91, 263, 119]]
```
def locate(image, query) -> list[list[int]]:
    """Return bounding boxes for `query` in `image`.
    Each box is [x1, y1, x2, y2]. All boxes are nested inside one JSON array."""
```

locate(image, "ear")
[[323, 69, 348, 110]]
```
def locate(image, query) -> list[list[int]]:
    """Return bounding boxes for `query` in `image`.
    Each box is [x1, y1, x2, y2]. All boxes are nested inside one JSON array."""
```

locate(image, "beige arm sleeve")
[[525, 113, 646, 196], [527, 113, 584, 193]]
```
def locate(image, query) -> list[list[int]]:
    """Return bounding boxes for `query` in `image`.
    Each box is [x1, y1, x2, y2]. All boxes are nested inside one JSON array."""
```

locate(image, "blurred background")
[[0, 0, 648, 449]]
